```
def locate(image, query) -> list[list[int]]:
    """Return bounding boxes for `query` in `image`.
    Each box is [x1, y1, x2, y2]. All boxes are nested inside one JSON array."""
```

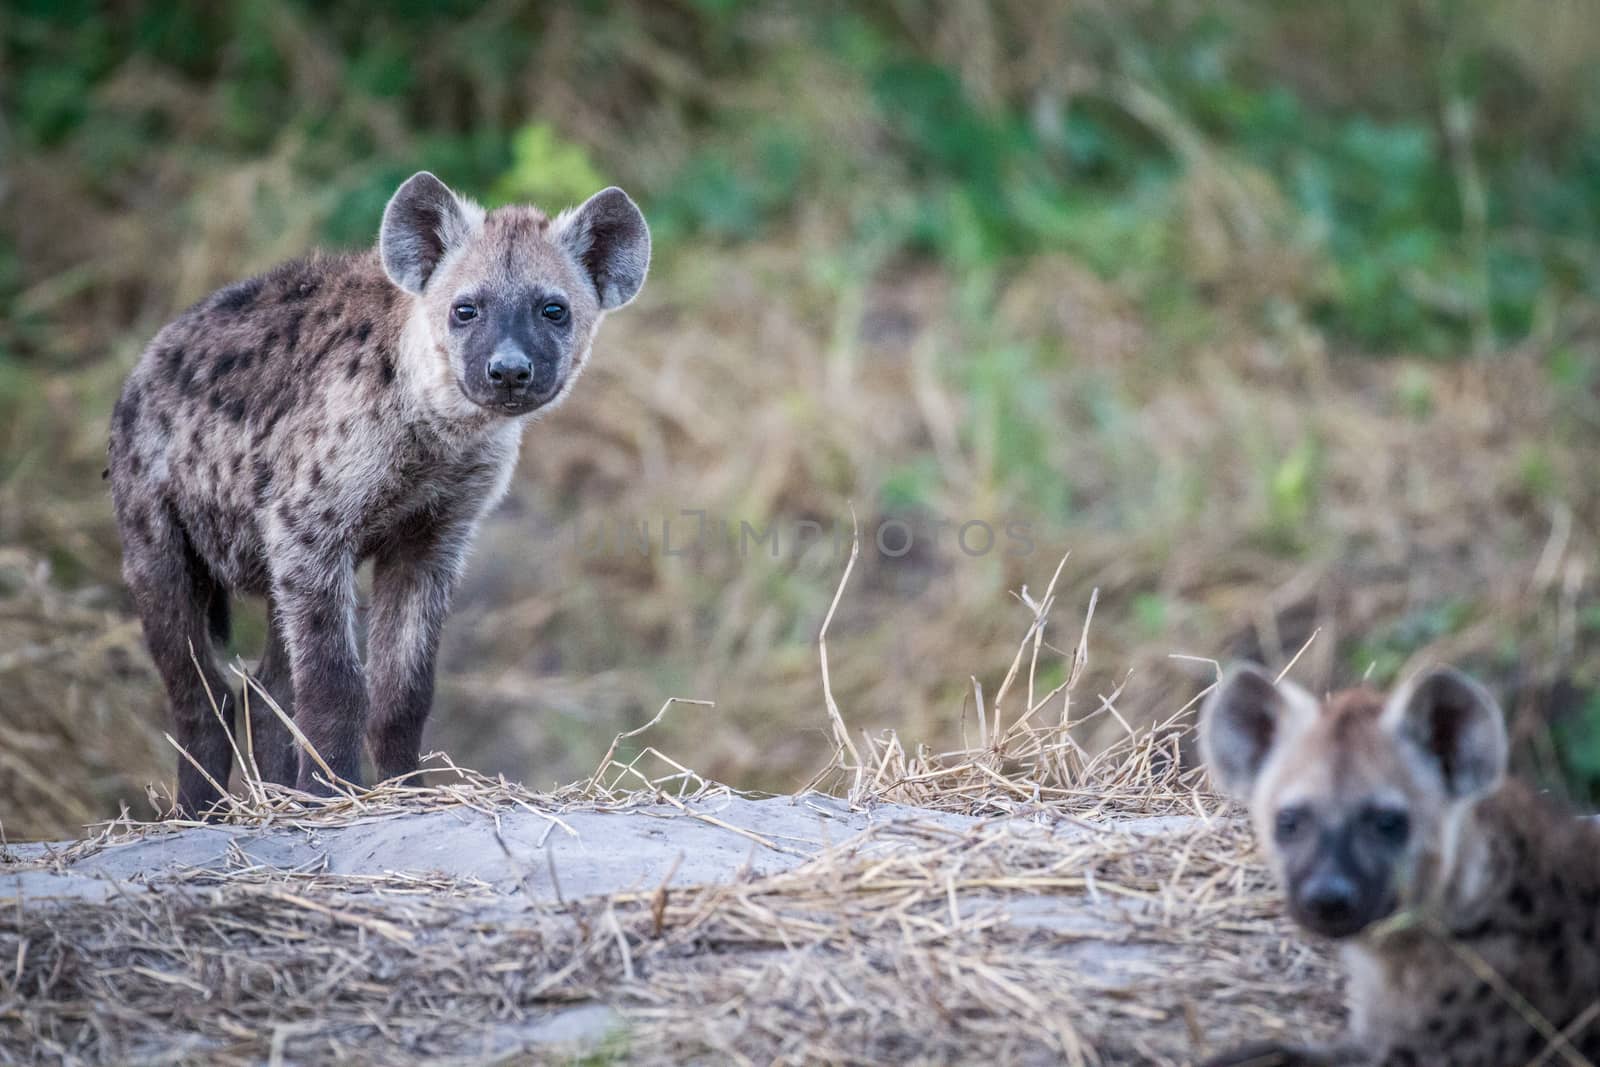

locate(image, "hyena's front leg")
[[365, 534, 466, 782], [245, 597, 299, 787], [269, 547, 367, 794]]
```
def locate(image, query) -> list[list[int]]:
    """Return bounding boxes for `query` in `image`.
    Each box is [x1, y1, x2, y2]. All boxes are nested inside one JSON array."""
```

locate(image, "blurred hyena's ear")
[[380, 172, 484, 294], [1383, 666, 1507, 799], [1199, 663, 1316, 799], [555, 187, 651, 311]]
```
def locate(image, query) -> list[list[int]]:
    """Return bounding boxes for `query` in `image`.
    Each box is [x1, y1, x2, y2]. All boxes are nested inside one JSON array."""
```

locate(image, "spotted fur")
[[108, 172, 650, 815], [1198, 665, 1600, 1066]]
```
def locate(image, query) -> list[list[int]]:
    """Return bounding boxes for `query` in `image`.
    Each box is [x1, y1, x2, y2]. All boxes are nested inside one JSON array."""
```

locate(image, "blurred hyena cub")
[[109, 172, 649, 816], [1197, 664, 1600, 1066]]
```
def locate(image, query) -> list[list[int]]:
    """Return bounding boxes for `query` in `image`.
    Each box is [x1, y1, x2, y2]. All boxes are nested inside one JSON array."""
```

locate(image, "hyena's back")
[[109, 249, 478, 598]]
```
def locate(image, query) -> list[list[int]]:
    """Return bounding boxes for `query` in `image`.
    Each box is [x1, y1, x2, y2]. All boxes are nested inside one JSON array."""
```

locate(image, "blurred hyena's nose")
[[1300, 874, 1358, 927], [488, 350, 533, 387]]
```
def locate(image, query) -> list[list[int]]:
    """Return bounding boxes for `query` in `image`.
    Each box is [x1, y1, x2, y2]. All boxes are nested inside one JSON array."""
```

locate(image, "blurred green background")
[[6, 0, 1600, 838]]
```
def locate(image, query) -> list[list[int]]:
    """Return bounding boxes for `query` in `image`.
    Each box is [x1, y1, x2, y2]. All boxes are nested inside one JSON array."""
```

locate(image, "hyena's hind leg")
[[245, 599, 299, 787], [121, 507, 239, 818]]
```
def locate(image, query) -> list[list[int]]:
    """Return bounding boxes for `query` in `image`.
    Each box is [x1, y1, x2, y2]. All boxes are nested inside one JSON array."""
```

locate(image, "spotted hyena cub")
[[109, 172, 650, 816], [1197, 664, 1600, 1066]]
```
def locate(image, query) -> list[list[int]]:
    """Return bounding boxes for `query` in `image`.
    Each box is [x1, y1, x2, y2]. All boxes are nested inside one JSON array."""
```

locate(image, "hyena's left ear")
[[1383, 666, 1507, 799], [1199, 663, 1317, 799], [555, 187, 651, 311], [380, 172, 485, 294]]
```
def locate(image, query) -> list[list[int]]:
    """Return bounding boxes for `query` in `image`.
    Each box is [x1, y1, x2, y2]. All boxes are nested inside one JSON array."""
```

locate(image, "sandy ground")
[[1, 790, 1339, 1065]]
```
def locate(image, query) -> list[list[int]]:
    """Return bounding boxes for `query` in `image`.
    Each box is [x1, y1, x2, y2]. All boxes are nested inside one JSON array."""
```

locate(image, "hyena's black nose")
[[1301, 874, 1359, 927], [488, 350, 533, 387]]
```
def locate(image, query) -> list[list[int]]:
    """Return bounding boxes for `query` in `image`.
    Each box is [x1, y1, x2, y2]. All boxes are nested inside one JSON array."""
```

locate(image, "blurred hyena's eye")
[[540, 301, 567, 323], [452, 303, 478, 324], [1364, 807, 1410, 845], [1274, 805, 1310, 842]]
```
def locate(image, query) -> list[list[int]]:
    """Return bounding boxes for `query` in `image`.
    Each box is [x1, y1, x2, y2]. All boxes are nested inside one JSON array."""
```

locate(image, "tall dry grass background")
[[5, 1, 1600, 838]]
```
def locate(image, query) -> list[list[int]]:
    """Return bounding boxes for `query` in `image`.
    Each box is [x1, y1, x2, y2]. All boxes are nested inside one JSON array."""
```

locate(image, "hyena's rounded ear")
[[380, 172, 485, 295], [1199, 663, 1314, 799], [1382, 666, 1507, 799], [555, 187, 651, 311]]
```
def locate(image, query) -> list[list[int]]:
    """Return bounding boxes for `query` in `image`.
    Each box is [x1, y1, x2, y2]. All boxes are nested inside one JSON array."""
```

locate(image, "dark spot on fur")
[[355, 320, 373, 344], [310, 463, 323, 487], [213, 277, 262, 313], [161, 344, 185, 373], [130, 455, 143, 475], [377, 353, 396, 387], [337, 417, 352, 437], [223, 397, 247, 423], [320, 506, 338, 525], [176, 363, 199, 396], [1440, 989, 1459, 1007], [189, 427, 204, 450], [314, 307, 333, 325], [345, 356, 363, 380], [253, 464, 273, 500], [231, 454, 244, 476], [158, 412, 173, 434], [1508, 884, 1534, 916], [213, 353, 238, 379], [115, 388, 141, 435], [284, 310, 305, 353]]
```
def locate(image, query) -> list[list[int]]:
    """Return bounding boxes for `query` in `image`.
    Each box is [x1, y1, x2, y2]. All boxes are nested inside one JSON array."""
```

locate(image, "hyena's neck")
[[1397, 782, 1550, 937]]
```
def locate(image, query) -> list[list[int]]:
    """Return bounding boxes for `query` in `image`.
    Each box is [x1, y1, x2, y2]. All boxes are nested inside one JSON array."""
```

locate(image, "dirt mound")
[[3, 778, 1336, 1066]]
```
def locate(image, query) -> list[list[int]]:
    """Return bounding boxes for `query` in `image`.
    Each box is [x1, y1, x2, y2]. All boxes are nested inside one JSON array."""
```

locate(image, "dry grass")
[[0, 550, 1343, 1067], [5, 70, 1600, 834]]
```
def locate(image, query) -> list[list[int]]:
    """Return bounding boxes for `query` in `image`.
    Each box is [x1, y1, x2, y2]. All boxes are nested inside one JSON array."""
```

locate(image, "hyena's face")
[[1199, 665, 1506, 940], [380, 172, 650, 416]]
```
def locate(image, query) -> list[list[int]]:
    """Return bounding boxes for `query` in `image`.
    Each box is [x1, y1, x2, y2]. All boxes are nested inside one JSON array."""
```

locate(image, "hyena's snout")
[[487, 342, 535, 391], [480, 337, 565, 409]]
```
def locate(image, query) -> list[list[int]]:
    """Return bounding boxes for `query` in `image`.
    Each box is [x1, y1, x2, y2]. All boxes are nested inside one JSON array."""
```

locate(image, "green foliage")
[[492, 124, 610, 212], [11, 2, 1600, 356], [1349, 599, 1475, 685]]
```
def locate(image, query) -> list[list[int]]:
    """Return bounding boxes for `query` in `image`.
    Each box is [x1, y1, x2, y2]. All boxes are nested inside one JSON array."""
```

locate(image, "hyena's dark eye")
[[540, 302, 568, 323], [452, 303, 478, 324], [1363, 807, 1410, 845], [1274, 805, 1310, 842]]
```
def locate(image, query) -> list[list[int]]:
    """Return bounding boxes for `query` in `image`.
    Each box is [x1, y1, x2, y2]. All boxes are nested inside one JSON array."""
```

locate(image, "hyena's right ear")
[[555, 187, 651, 311], [1382, 666, 1507, 799], [380, 172, 485, 294], [1199, 663, 1316, 799]]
